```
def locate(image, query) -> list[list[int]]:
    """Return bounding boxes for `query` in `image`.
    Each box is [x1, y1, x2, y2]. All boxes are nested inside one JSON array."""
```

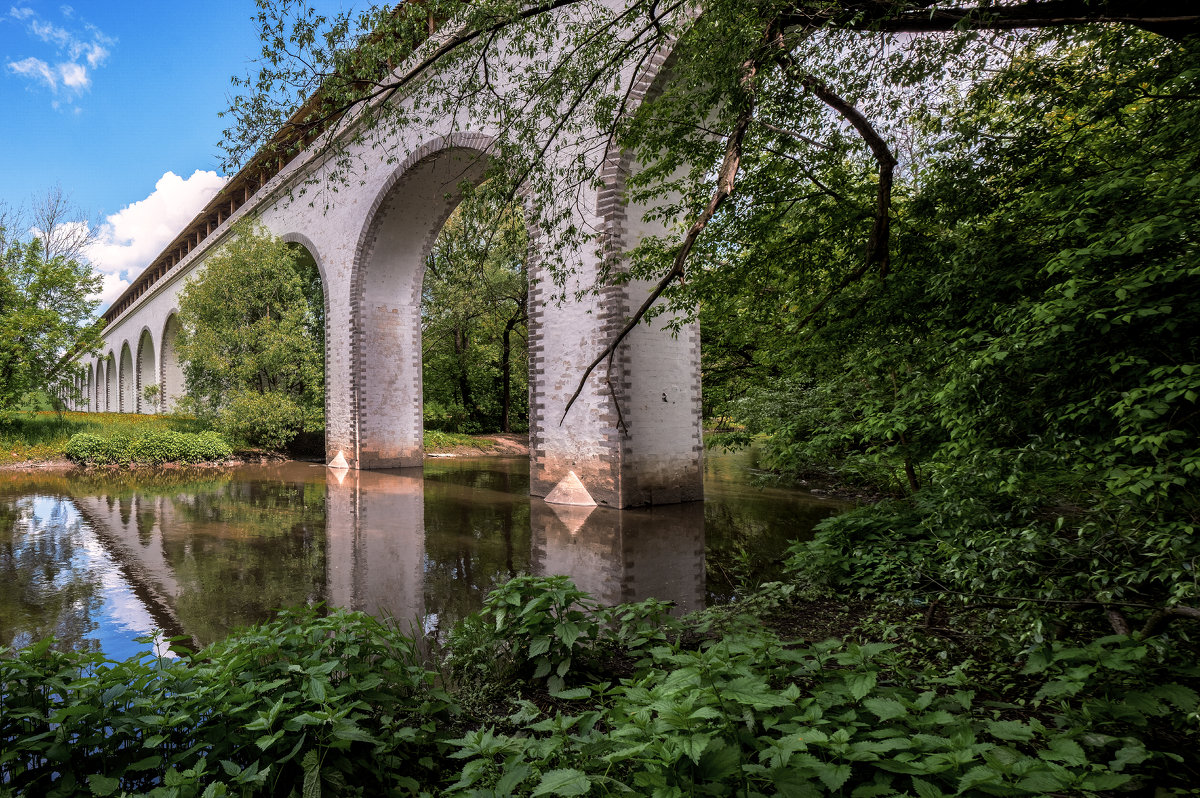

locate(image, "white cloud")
[[97, 272, 131, 307], [86, 170, 229, 310], [7, 55, 55, 89], [4, 6, 114, 106], [58, 60, 87, 88], [30, 18, 72, 49]]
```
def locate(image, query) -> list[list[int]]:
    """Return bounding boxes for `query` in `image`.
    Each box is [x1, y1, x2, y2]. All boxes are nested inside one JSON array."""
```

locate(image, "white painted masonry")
[[75, 28, 702, 508]]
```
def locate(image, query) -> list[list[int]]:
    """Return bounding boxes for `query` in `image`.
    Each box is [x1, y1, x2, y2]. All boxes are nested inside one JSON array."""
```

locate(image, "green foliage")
[[176, 221, 323, 450], [422, 190, 528, 435], [3, 578, 1195, 795], [698, 29, 1200, 643], [442, 583, 1192, 796], [0, 235, 101, 412], [0, 608, 451, 797], [215, 388, 316, 450], [449, 575, 602, 695], [64, 430, 232, 465], [141, 384, 162, 413]]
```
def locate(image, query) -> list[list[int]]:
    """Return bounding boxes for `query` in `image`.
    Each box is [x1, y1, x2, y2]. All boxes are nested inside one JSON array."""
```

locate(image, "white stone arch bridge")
[[71, 36, 701, 509]]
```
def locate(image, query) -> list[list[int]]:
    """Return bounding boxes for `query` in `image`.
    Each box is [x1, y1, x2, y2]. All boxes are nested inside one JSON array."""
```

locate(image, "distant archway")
[[136, 328, 156, 413], [119, 343, 135, 413], [105, 353, 117, 412], [87, 363, 95, 412], [95, 360, 104, 412], [160, 314, 184, 413]]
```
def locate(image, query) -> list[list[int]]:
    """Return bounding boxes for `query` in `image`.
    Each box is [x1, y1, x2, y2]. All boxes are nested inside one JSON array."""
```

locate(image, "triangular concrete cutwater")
[[544, 470, 597, 507], [328, 451, 349, 469]]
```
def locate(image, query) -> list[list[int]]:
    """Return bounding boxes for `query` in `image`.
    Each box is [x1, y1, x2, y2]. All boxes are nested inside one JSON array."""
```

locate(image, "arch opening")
[[105, 354, 116, 413], [354, 146, 498, 468], [160, 314, 184, 413], [118, 343, 134, 413], [136, 329, 157, 413]]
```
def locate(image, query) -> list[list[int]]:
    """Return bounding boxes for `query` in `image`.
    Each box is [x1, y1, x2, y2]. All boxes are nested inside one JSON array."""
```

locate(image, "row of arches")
[[66, 314, 184, 414]]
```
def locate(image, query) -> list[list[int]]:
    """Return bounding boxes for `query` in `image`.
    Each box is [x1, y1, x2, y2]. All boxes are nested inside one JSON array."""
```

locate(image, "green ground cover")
[[2, 576, 1194, 797], [0, 411, 187, 466]]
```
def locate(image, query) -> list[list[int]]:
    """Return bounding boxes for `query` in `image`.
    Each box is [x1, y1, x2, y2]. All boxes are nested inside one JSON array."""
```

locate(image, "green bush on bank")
[[2, 579, 1194, 796], [0, 609, 450, 798], [64, 429, 233, 465]]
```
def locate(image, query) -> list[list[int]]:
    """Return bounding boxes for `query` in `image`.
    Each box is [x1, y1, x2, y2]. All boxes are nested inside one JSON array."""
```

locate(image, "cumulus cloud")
[[4, 6, 114, 105], [86, 170, 228, 310]]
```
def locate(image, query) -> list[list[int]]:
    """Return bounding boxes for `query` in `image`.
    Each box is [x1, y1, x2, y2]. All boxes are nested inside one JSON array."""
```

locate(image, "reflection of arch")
[[160, 313, 184, 413], [351, 136, 495, 468], [105, 353, 117, 413], [136, 327, 156, 413], [119, 342, 134, 413]]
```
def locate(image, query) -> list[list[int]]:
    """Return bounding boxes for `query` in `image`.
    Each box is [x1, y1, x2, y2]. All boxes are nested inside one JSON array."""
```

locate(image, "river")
[[0, 448, 844, 658]]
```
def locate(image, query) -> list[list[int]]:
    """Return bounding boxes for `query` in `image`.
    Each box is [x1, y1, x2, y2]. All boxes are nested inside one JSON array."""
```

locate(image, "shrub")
[[216, 389, 315, 451], [0, 609, 453, 797], [64, 430, 232, 465]]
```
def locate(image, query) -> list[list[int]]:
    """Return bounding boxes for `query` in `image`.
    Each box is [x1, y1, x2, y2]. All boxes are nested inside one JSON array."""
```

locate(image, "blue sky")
[[0, 1, 346, 307]]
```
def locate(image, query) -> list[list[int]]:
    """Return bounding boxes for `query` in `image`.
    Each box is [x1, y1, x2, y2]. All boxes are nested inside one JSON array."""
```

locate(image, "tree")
[[422, 191, 528, 434], [175, 222, 323, 449], [0, 235, 102, 412]]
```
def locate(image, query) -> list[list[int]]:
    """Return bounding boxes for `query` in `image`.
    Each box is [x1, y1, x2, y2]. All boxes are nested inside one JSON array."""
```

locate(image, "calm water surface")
[[0, 449, 844, 656]]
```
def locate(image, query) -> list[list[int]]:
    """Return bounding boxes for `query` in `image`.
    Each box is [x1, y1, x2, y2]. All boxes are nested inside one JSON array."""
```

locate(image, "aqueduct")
[[70, 27, 701, 509]]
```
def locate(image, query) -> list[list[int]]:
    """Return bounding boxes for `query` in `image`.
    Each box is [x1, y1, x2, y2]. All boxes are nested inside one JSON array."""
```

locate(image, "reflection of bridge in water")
[[72, 494, 198, 650], [65, 463, 707, 648], [325, 467, 706, 637]]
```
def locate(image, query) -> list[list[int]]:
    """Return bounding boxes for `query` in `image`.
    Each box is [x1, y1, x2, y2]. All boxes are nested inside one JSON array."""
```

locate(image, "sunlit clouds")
[[5, 5, 115, 107], [83, 170, 228, 309]]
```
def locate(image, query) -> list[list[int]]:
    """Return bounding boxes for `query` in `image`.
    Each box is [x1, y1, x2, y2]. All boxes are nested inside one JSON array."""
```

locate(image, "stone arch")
[[350, 133, 497, 468], [87, 364, 94, 411], [119, 342, 135, 413], [94, 360, 104, 412], [135, 327, 157, 413], [93, 361, 102, 412], [105, 352, 117, 412], [281, 233, 329, 450], [160, 312, 184, 413]]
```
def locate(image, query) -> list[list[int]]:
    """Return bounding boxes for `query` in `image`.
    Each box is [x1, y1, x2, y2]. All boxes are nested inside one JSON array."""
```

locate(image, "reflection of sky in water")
[[25, 497, 171, 660]]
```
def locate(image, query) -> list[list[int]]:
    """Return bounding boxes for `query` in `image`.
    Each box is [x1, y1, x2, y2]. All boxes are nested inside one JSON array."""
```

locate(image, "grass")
[[424, 429, 497, 452], [1, 410, 503, 465], [0, 411, 199, 465]]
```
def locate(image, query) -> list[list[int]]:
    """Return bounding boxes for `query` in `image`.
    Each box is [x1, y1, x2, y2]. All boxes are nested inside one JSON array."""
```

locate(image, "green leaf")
[[722, 676, 794, 709], [531, 768, 591, 796], [845, 671, 877, 702], [863, 697, 907, 721], [88, 774, 121, 797], [986, 720, 1035, 742], [816, 762, 852, 792], [910, 776, 945, 798]]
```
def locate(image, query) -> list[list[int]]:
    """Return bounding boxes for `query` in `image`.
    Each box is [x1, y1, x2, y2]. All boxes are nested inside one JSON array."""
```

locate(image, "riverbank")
[[0, 410, 528, 470]]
